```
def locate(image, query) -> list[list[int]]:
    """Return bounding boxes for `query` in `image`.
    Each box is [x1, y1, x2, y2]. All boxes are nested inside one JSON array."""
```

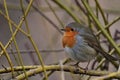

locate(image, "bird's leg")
[[70, 62, 79, 67], [85, 60, 90, 70], [75, 61, 90, 70], [70, 61, 91, 71], [72, 62, 86, 70], [74, 62, 80, 67]]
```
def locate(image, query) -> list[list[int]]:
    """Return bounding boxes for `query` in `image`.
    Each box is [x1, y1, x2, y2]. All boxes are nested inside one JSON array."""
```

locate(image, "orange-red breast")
[[62, 22, 117, 63]]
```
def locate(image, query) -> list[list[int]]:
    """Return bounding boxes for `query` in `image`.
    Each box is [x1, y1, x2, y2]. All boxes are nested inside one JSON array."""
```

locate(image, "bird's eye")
[[71, 28, 74, 31]]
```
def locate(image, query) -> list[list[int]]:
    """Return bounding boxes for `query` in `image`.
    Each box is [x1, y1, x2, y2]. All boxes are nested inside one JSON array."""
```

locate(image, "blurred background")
[[0, 0, 120, 80]]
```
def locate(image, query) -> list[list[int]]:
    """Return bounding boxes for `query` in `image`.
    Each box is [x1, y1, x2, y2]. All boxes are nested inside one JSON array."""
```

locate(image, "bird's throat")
[[62, 32, 77, 48]]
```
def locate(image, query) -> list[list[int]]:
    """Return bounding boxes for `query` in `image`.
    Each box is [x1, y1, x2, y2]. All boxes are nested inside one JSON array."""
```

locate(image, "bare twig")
[[0, 65, 119, 80]]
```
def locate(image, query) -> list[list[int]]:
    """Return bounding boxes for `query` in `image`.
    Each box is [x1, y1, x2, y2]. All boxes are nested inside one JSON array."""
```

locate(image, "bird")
[[61, 22, 117, 67]]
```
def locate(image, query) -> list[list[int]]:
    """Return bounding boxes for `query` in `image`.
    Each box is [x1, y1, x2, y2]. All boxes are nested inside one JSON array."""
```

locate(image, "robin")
[[61, 22, 117, 67]]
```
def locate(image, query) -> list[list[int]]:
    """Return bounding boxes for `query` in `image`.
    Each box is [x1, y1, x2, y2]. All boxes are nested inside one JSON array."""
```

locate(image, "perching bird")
[[61, 22, 117, 66]]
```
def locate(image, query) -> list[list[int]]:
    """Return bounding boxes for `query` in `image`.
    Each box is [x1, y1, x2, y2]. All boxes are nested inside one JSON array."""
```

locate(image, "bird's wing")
[[79, 28, 117, 61]]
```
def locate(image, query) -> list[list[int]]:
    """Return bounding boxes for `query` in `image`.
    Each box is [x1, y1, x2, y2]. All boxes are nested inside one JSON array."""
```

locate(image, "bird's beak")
[[61, 29, 65, 31]]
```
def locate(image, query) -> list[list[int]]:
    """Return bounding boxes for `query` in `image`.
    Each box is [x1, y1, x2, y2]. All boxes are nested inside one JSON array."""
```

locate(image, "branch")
[[0, 65, 120, 79], [94, 71, 120, 80]]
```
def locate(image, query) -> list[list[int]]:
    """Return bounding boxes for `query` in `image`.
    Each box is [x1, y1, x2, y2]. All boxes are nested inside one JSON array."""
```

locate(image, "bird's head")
[[61, 22, 81, 48]]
